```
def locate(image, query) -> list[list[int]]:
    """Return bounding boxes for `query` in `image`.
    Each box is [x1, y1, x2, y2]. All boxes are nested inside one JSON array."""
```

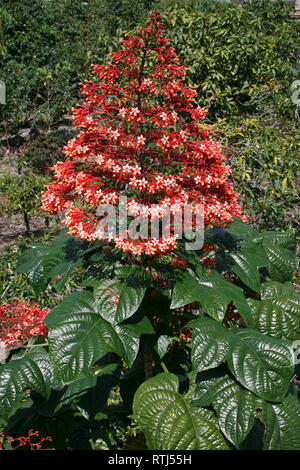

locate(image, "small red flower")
[[0, 429, 54, 450]]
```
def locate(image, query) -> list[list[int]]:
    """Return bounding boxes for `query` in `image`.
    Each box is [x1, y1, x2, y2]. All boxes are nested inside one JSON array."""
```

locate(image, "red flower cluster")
[[0, 429, 54, 450], [41, 11, 246, 256], [0, 300, 48, 346]]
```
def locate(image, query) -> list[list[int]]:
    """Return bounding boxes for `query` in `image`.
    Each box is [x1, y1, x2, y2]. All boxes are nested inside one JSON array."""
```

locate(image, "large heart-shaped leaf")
[[247, 281, 300, 340], [16, 234, 87, 294], [226, 220, 297, 283], [192, 367, 300, 449], [16, 243, 50, 295], [133, 372, 229, 450], [94, 278, 146, 325], [260, 395, 300, 450], [53, 363, 121, 420], [0, 348, 54, 420], [228, 241, 267, 293], [46, 291, 154, 382], [189, 318, 293, 401], [260, 231, 297, 283], [192, 367, 262, 447], [171, 271, 251, 323]]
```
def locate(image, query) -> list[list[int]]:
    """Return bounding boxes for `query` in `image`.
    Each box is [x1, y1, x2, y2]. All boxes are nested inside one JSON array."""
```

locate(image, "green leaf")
[[56, 363, 121, 420], [192, 367, 300, 449], [260, 395, 300, 450], [46, 291, 154, 382], [94, 278, 146, 325], [171, 271, 252, 323], [192, 367, 262, 447], [260, 231, 297, 283], [133, 373, 230, 450], [228, 244, 265, 293], [247, 281, 300, 340], [170, 271, 204, 310], [49, 259, 82, 292], [155, 335, 173, 359], [189, 318, 293, 401], [226, 218, 259, 241], [226, 220, 297, 284], [0, 348, 54, 420], [16, 243, 50, 295], [16, 234, 87, 294]]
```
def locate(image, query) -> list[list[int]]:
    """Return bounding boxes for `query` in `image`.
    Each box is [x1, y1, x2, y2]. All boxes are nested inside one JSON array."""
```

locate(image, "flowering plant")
[[0, 12, 299, 451], [0, 429, 53, 450], [41, 11, 245, 257], [0, 300, 48, 346]]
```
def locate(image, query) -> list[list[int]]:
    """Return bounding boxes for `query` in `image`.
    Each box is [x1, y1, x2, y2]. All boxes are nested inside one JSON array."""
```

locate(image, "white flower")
[[137, 135, 145, 146], [161, 135, 169, 146], [119, 108, 126, 118], [131, 107, 140, 116]]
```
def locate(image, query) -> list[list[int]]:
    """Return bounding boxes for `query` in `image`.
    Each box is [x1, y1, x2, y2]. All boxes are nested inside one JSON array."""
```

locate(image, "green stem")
[[161, 361, 169, 374]]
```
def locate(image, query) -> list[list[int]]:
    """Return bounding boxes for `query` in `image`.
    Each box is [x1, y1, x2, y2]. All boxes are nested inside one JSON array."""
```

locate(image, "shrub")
[[160, 0, 300, 119], [0, 13, 299, 451], [0, 299, 48, 346], [19, 128, 78, 175], [40, 11, 245, 256], [212, 117, 300, 231]]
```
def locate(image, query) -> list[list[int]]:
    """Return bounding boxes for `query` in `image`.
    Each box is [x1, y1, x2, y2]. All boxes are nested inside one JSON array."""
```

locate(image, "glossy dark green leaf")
[[55, 363, 121, 420], [260, 395, 300, 450], [247, 281, 300, 340], [16, 243, 50, 295], [260, 231, 297, 283], [133, 373, 229, 450], [46, 291, 154, 382], [94, 278, 146, 325], [171, 271, 251, 323], [0, 348, 54, 420], [155, 335, 173, 359], [192, 367, 262, 446], [189, 318, 293, 401]]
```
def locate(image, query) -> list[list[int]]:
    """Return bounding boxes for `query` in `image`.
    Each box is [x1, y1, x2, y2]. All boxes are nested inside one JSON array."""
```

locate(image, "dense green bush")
[[161, 0, 300, 119], [19, 128, 78, 175], [212, 117, 300, 231], [0, 232, 85, 307], [1, 0, 298, 134]]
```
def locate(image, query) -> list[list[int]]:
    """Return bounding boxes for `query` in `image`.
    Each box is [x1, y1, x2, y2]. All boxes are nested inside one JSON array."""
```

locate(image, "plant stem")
[[144, 342, 153, 380]]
